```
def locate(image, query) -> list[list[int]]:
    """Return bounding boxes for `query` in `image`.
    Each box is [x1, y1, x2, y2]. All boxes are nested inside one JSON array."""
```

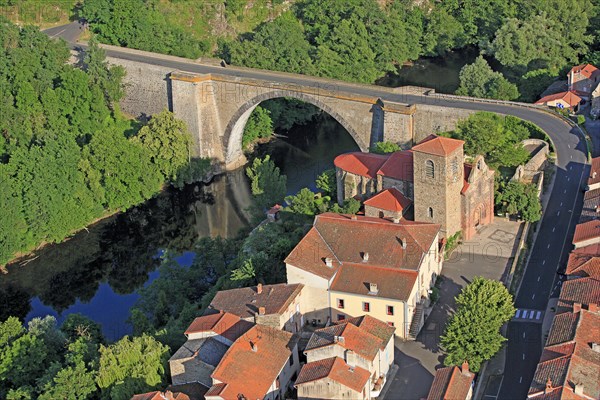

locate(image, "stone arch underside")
[[223, 90, 369, 165]]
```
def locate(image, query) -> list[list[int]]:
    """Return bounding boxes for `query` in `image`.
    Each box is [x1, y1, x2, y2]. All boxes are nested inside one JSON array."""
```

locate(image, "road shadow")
[[392, 347, 435, 400]]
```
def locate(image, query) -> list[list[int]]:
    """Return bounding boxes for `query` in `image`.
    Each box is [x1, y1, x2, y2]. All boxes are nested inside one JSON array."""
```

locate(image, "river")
[[1, 52, 469, 340]]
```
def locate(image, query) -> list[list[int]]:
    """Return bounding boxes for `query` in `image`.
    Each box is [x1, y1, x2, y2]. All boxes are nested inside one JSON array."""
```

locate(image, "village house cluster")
[[526, 157, 600, 399], [130, 134, 496, 399]]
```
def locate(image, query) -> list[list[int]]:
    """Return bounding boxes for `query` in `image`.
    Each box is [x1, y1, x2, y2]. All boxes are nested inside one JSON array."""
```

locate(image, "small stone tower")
[[412, 135, 465, 237]]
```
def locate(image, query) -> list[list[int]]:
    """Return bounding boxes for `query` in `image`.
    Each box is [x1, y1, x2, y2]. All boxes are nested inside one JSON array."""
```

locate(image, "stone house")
[[296, 315, 395, 399], [334, 135, 494, 239], [535, 91, 582, 111], [169, 312, 253, 387], [206, 283, 305, 333], [568, 64, 600, 99], [427, 361, 475, 400], [285, 212, 442, 338], [363, 187, 412, 219], [205, 324, 300, 400]]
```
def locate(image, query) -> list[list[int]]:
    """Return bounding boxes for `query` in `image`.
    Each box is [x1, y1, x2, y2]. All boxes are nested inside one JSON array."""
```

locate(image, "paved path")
[[387, 220, 522, 399]]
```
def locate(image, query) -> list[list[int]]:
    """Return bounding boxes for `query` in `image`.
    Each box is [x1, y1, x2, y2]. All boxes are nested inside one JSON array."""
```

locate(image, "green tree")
[[496, 181, 542, 222], [456, 56, 519, 100], [331, 198, 361, 215], [246, 155, 287, 212], [38, 361, 97, 400], [230, 259, 257, 283], [84, 39, 126, 105], [96, 334, 169, 400], [242, 106, 273, 149], [421, 7, 466, 56], [370, 141, 401, 154], [285, 188, 320, 215], [441, 277, 515, 372], [0, 167, 26, 266], [133, 110, 192, 182], [316, 169, 337, 199]]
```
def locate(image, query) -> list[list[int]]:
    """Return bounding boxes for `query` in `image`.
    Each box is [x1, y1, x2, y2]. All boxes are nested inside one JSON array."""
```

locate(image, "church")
[[334, 134, 495, 240]]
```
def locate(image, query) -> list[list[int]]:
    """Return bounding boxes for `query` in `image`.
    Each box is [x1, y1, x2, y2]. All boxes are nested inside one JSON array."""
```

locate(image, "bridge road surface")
[[46, 23, 589, 398]]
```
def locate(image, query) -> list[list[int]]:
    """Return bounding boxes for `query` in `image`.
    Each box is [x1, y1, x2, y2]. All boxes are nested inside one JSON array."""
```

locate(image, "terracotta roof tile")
[[284, 227, 341, 280], [334, 152, 389, 179], [572, 220, 600, 245], [529, 309, 600, 398], [211, 325, 296, 400], [535, 91, 582, 107], [572, 243, 600, 256], [427, 365, 475, 400], [295, 357, 371, 393], [412, 134, 464, 157], [557, 277, 600, 311], [377, 150, 414, 181], [343, 315, 396, 349], [462, 164, 472, 194], [208, 283, 303, 319], [566, 253, 600, 278], [579, 190, 600, 223], [184, 312, 253, 343], [330, 263, 417, 301], [569, 64, 599, 79], [364, 187, 412, 212], [588, 157, 600, 186], [305, 322, 383, 361], [205, 382, 227, 397]]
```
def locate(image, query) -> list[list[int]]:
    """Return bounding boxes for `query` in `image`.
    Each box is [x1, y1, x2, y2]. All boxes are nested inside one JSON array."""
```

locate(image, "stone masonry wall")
[[413, 104, 477, 142]]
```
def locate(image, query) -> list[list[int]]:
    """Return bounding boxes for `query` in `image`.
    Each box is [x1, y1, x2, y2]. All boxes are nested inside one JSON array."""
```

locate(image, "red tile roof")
[[305, 321, 384, 361], [572, 242, 600, 256], [363, 187, 412, 212], [184, 312, 253, 343], [557, 277, 600, 311], [377, 150, 414, 181], [285, 213, 440, 279], [589, 157, 600, 187], [529, 309, 600, 398], [210, 325, 296, 400], [569, 64, 599, 79], [566, 253, 600, 278], [295, 357, 371, 393], [535, 91, 582, 107], [572, 220, 600, 245], [334, 152, 388, 179], [131, 391, 192, 400], [342, 315, 396, 349], [427, 364, 475, 400], [462, 164, 472, 194], [330, 263, 418, 301], [208, 283, 303, 319], [412, 135, 464, 157]]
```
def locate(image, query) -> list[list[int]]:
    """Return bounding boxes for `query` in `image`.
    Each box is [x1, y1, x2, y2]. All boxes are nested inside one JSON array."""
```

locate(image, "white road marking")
[[553, 227, 556, 232], [560, 202, 563, 206], [516, 309, 521, 318], [536, 311, 541, 320], [523, 332, 526, 338], [542, 260, 546, 265], [529, 310, 535, 318], [568, 145, 571, 148], [564, 189, 567, 194], [519, 376, 523, 383], [547, 244, 551, 248], [557, 211, 560, 216], [532, 293, 536, 299], [522, 353, 525, 360], [538, 276, 541, 282]]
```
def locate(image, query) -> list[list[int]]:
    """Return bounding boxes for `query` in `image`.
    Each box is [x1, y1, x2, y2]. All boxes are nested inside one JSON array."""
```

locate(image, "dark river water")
[[1, 52, 468, 340]]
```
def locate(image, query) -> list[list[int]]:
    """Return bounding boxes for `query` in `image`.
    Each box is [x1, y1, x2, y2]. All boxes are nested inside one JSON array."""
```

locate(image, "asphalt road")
[[45, 23, 589, 399]]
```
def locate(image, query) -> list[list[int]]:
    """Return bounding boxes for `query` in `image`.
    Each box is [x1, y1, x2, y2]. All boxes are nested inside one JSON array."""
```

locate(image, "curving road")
[[46, 22, 588, 399]]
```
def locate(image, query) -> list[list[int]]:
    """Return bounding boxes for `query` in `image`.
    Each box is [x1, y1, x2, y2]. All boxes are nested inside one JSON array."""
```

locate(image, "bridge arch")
[[222, 90, 368, 165]]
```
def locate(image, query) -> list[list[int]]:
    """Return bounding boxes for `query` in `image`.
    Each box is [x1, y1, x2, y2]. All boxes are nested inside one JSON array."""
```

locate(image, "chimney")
[[392, 217, 400, 224], [545, 378, 553, 393], [250, 341, 257, 352], [461, 361, 470, 375], [351, 214, 357, 220], [592, 342, 600, 353], [574, 383, 585, 396], [401, 237, 407, 250], [369, 282, 379, 295], [593, 171, 597, 179], [596, 205, 600, 213], [345, 349, 356, 367], [573, 302, 582, 313], [257, 283, 263, 295], [258, 306, 266, 315], [325, 257, 333, 267], [362, 252, 369, 262], [334, 335, 345, 344]]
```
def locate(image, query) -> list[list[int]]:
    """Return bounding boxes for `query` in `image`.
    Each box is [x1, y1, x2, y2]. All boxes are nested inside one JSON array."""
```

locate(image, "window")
[[337, 314, 345, 321], [425, 160, 435, 178], [337, 299, 345, 309], [387, 305, 394, 316], [387, 322, 395, 327], [428, 207, 434, 218], [363, 302, 370, 312]]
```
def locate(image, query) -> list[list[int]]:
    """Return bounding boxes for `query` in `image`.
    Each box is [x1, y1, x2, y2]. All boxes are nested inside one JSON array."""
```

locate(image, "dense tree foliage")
[[370, 141, 402, 154], [246, 155, 287, 213], [457, 56, 519, 100], [242, 106, 273, 150], [444, 112, 532, 168], [441, 277, 515, 372], [0, 20, 202, 266], [496, 181, 542, 222]]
